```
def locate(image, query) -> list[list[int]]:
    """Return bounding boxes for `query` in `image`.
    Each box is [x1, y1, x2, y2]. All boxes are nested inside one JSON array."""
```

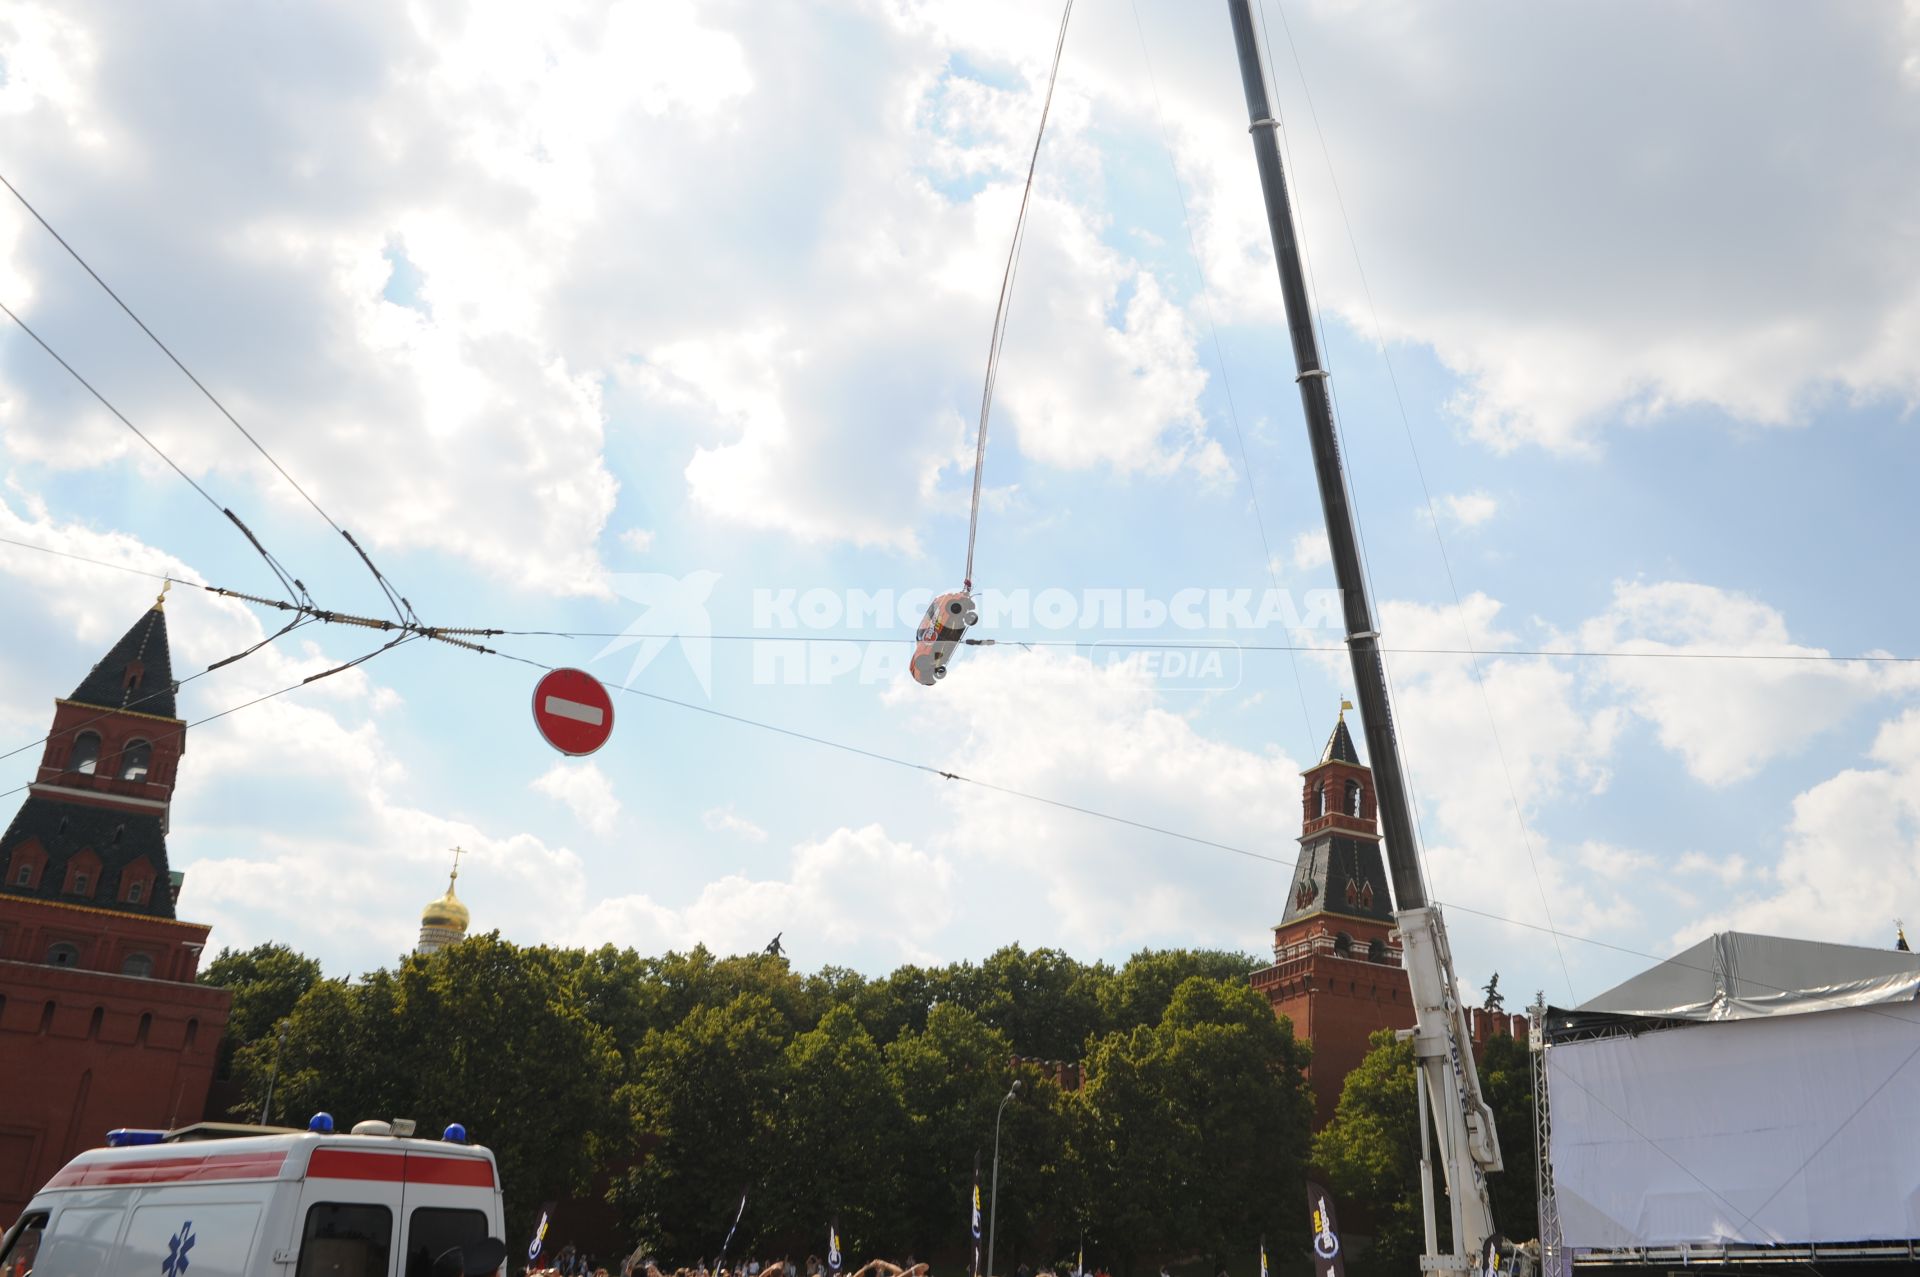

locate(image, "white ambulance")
[[0, 1116, 508, 1277]]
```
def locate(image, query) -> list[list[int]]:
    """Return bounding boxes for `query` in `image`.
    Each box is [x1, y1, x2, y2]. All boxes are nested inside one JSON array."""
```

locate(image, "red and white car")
[[910, 591, 979, 685]]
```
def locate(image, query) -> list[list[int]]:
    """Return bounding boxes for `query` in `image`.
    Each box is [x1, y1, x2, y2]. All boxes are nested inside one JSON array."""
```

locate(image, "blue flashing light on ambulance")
[[1, 1113, 507, 1277]]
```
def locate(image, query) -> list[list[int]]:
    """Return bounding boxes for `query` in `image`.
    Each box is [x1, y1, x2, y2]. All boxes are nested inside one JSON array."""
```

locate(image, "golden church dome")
[[416, 848, 472, 956], [421, 875, 469, 931]]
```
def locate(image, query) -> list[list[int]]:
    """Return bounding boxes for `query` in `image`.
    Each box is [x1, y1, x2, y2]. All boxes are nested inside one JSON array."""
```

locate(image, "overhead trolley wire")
[[2, 520, 1902, 1011], [961, 0, 1075, 593], [5, 533, 1913, 666], [0, 610, 318, 767], [0, 538, 1884, 1017], [469, 637, 1292, 869], [0, 631, 418, 805], [0, 299, 307, 604], [0, 171, 416, 625]]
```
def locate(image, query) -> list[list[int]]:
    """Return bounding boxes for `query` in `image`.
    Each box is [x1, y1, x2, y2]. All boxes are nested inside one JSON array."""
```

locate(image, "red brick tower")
[[1251, 710, 1414, 1126], [0, 591, 231, 1219]]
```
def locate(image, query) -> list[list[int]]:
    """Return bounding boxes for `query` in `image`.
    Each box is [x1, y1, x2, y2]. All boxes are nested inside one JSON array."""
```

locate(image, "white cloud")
[[669, 184, 1223, 547], [702, 805, 767, 842], [531, 760, 621, 835], [895, 645, 1297, 953], [1372, 593, 1625, 941], [618, 527, 654, 554], [1290, 530, 1331, 571], [0, 498, 593, 971], [1677, 850, 1754, 888], [1576, 581, 1914, 786], [1439, 491, 1498, 529], [579, 824, 953, 965], [1686, 708, 1920, 947], [0, 4, 639, 594], [1127, 3, 1920, 454], [1577, 841, 1655, 883]]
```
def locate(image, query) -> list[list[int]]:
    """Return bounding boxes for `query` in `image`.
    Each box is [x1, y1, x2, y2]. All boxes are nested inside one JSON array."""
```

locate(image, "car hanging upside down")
[[910, 590, 978, 685]]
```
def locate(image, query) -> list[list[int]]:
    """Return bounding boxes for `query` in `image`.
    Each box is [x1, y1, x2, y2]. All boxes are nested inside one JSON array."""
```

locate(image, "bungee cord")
[[961, 0, 1075, 594]]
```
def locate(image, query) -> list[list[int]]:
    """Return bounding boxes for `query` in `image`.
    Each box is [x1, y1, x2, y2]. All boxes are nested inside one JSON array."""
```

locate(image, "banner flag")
[[829, 1219, 843, 1275], [719, 1189, 749, 1265], [970, 1154, 983, 1277], [1259, 1235, 1268, 1277], [1305, 1181, 1347, 1277], [528, 1206, 553, 1264]]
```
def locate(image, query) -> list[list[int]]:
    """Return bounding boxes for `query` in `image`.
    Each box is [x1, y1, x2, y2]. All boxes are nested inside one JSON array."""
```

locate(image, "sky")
[[2, 0, 1918, 1011]]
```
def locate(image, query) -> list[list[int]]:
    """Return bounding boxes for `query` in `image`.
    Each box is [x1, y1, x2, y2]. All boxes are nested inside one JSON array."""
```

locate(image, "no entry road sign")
[[532, 668, 615, 755]]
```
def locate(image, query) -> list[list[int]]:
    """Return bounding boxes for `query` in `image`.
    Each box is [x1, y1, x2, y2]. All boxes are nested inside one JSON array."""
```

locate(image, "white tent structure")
[[1534, 931, 1920, 1273]]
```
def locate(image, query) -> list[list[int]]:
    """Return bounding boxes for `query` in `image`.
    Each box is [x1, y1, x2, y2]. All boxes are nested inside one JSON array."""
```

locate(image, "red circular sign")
[[531, 668, 615, 756]]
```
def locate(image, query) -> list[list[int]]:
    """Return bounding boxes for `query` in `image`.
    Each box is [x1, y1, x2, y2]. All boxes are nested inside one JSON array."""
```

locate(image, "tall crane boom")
[[1224, 3, 1508, 1268]]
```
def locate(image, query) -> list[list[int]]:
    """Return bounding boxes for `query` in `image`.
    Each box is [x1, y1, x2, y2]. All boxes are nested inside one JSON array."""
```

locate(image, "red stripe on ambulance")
[[44, 1150, 288, 1189], [308, 1147, 494, 1188], [403, 1155, 495, 1187], [308, 1148, 405, 1181]]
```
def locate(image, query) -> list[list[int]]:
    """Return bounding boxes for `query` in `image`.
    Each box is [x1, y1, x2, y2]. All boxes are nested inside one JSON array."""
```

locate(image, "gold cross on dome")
[[449, 845, 465, 881]]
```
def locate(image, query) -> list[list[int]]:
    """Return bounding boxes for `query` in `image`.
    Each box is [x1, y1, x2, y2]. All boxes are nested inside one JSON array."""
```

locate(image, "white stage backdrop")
[[1548, 1002, 1920, 1248]]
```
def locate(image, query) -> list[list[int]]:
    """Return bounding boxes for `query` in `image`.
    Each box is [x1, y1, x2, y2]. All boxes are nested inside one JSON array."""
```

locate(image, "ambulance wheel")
[[963, 611, 979, 627], [934, 665, 947, 679], [944, 598, 968, 620]]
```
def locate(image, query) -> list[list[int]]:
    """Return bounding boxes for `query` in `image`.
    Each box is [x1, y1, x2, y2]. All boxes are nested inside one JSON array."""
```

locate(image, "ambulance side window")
[[0, 1212, 47, 1277], [296, 1203, 392, 1277], [403, 1208, 488, 1277]]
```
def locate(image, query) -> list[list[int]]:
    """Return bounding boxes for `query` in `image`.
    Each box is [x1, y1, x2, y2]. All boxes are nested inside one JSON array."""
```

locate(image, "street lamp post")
[[986, 1079, 1022, 1277], [258, 1020, 289, 1126]]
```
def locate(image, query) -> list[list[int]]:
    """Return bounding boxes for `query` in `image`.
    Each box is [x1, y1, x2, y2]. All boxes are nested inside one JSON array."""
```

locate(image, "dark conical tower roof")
[[1321, 714, 1360, 765], [1278, 709, 1393, 928], [69, 598, 177, 719]]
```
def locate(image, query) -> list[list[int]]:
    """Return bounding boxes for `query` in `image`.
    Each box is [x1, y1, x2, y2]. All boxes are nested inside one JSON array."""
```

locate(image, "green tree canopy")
[[1072, 977, 1313, 1274], [885, 1003, 1014, 1254], [243, 933, 622, 1241], [615, 990, 795, 1261], [213, 942, 1335, 1273], [200, 941, 324, 1046], [769, 1005, 911, 1254]]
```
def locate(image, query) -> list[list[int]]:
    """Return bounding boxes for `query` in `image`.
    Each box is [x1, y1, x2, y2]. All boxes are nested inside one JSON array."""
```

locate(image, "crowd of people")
[[528, 1253, 1108, 1277]]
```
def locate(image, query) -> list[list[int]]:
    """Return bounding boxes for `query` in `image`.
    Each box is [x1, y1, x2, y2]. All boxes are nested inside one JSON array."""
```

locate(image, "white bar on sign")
[[544, 695, 606, 727]]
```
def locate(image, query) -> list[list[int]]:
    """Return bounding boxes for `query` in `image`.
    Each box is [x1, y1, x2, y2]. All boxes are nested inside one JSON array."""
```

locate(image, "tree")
[[885, 1003, 1014, 1253], [200, 942, 324, 1101], [1071, 978, 1313, 1276], [1478, 1034, 1538, 1243], [614, 991, 796, 1261], [251, 934, 623, 1242], [768, 1006, 911, 1255], [1097, 950, 1263, 1036], [949, 946, 1110, 1060]]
